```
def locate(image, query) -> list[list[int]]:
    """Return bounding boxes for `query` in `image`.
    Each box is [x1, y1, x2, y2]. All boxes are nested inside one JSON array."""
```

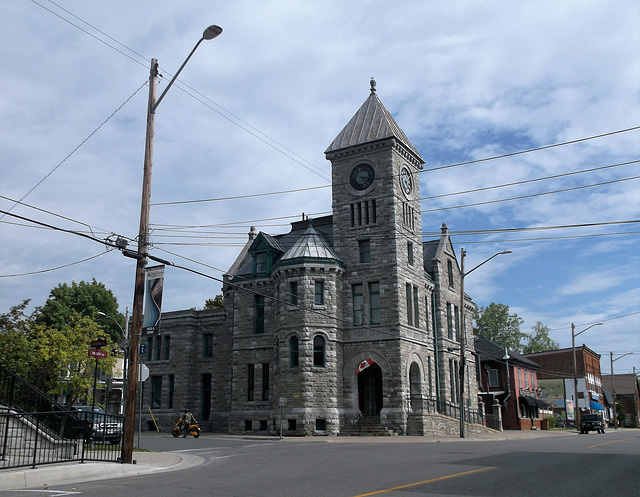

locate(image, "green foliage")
[[0, 300, 34, 373], [1, 281, 121, 404], [204, 295, 225, 310], [522, 321, 559, 354], [473, 302, 526, 352], [35, 279, 125, 342]]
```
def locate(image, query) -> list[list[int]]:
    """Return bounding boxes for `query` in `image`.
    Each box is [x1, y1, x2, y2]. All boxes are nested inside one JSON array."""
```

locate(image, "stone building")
[[140, 81, 480, 436]]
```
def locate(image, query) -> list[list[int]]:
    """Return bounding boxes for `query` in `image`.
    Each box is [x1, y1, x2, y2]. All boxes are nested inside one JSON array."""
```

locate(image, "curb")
[[0, 452, 203, 491]]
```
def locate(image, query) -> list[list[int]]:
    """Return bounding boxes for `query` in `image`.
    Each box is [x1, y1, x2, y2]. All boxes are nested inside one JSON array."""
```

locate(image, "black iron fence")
[[408, 395, 482, 425], [0, 366, 123, 470]]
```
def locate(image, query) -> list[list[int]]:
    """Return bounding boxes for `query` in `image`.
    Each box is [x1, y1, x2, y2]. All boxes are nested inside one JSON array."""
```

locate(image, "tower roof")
[[325, 78, 423, 164], [278, 225, 341, 263]]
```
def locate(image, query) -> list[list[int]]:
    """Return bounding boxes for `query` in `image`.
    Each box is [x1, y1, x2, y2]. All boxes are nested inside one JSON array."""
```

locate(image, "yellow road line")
[[350, 466, 495, 497], [588, 437, 639, 449]]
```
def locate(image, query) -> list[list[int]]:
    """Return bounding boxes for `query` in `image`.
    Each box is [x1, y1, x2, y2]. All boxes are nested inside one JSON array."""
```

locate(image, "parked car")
[[71, 405, 123, 444], [579, 413, 605, 434], [554, 414, 565, 428]]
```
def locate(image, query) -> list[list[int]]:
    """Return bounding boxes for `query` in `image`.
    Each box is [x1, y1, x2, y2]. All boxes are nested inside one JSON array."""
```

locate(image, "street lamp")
[[122, 25, 223, 465], [571, 322, 602, 432], [98, 311, 128, 411], [458, 248, 512, 438], [610, 352, 633, 429]]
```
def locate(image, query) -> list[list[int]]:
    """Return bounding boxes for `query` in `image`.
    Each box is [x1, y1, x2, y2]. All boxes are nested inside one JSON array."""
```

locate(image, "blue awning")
[[590, 401, 603, 410]]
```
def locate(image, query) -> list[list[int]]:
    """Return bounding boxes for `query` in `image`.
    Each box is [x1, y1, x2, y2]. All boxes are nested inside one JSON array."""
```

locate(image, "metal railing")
[[0, 367, 124, 469], [1, 408, 124, 470], [408, 395, 482, 425]]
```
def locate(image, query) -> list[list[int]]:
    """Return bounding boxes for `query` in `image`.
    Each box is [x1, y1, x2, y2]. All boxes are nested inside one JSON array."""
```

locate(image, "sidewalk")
[[0, 451, 203, 492]]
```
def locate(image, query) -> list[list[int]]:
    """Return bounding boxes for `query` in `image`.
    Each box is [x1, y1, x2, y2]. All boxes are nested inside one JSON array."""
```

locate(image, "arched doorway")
[[358, 362, 383, 415], [409, 362, 422, 411]]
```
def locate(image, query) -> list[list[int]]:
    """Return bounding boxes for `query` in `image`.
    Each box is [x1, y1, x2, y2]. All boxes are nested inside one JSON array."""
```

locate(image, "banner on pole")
[[143, 265, 165, 336]]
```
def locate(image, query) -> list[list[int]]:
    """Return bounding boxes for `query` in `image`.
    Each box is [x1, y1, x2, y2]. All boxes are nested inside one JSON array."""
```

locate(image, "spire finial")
[[370, 77, 376, 94]]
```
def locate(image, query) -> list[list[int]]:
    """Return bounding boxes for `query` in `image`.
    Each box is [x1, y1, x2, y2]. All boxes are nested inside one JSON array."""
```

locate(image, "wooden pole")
[[122, 58, 157, 464]]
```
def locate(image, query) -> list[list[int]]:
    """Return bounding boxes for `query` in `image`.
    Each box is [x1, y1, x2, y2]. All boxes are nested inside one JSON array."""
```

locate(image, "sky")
[[1, 0, 638, 376]]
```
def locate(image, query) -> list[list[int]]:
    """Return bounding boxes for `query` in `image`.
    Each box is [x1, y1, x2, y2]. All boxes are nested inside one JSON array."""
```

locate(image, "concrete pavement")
[[0, 429, 578, 491]]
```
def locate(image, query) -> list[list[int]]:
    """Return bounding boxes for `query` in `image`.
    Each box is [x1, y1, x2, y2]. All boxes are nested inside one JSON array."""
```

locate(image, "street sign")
[[88, 349, 108, 359], [90, 338, 108, 349], [139, 343, 146, 355], [139, 363, 149, 382], [279, 397, 286, 407]]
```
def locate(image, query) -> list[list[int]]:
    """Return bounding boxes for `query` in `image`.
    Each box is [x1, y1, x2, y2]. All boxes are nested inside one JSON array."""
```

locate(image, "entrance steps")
[[339, 415, 398, 437]]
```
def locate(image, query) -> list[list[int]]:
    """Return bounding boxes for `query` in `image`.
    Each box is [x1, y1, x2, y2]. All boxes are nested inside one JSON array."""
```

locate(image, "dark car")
[[579, 413, 605, 434], [71, 405, 123, 444]]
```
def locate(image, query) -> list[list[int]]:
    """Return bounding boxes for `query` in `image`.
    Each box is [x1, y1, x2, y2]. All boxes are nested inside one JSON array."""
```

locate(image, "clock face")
[[400, 167, 413, 195], [350, 163, 376, 191]]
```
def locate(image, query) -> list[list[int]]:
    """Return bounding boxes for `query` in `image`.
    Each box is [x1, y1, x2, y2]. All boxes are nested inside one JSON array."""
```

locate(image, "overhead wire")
[[25, 0, 640, 221], [0, 81, 148, 221], [34, 0, 638, 190], [421, 175, 640, 214]]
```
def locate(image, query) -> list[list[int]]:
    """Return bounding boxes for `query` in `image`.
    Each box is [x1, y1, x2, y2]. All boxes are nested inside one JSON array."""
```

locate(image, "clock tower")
[[325, 79, 427, 429]]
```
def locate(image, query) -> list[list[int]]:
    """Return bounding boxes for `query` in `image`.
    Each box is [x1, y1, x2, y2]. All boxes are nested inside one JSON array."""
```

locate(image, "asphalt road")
[[4, 430, 639, 496]]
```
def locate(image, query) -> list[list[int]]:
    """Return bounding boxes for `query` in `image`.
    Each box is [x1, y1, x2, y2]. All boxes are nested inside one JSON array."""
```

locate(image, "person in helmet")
[[180, 409, 194, 437]]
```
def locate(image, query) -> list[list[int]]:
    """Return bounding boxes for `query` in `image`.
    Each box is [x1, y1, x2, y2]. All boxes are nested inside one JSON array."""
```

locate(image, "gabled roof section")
[[226, 227, 256, 276], [249, 232, 285, 254], [277, 225, 341, 265], [475, 336, 541, 370], [325, 78, 423, 163], [423, 223, 457, 274]]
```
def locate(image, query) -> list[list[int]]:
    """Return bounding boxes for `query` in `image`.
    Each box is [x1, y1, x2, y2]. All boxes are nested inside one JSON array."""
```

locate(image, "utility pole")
[[459, 248, 466, 439], [121, 59, 157, 465], [120, 25, 222, 465]]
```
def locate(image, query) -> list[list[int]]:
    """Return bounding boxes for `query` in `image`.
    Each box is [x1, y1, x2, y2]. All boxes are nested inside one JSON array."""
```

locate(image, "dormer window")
[[255, 253, 268, 274]]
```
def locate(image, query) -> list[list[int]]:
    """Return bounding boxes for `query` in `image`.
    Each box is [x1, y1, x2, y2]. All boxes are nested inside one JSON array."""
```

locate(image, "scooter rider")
[[181, 409, 195, 437]]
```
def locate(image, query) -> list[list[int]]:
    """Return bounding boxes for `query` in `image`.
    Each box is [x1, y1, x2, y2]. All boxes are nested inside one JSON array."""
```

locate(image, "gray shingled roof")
[[279, 225, 340, 262], [325, 83, 422, 163]]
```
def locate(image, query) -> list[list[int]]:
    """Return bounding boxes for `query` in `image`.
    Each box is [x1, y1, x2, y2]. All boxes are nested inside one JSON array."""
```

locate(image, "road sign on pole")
[[88, 349, 108, 359]]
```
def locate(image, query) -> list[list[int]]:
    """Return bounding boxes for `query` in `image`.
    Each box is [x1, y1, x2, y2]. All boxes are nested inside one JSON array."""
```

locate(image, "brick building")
[[523, 346, 604, 425], [140, 81, 480, 436], [475, 336, 546, 431]]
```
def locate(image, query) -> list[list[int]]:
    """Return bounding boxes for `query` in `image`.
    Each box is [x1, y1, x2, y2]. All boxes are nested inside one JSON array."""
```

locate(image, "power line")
[[0, 252, 109, 278], [30, 0, 148, 68], [421, 175, 639, 214], [421, 126, 640, 173], [0, 81, 148, 221], [421, 160, 639, 201], [423, 220, 640, 237]]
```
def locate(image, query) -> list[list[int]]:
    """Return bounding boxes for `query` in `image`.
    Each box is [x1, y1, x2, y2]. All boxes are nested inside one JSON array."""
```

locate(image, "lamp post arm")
[[464, 250, 511, 277], [153, 37, 205, 111]]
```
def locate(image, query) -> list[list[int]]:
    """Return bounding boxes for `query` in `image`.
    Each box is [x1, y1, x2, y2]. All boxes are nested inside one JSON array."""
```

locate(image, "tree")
[[1, 301, 118, 405], [204, 295, 225, 310], [522, 321, 559, 354], [35, 279, 125, 342], [473, 302, 526, 352], [29, 315, 117, 407], [0, 300, 34, 373]]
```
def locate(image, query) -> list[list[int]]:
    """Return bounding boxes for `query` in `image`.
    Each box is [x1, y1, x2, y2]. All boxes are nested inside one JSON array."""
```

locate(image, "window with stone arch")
[[289, 335, 299, 368], [313, 335, 325, 367]]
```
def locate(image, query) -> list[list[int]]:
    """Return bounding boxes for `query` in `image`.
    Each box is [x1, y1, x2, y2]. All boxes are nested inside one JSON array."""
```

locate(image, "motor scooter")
[[172, 420, 200, 438]]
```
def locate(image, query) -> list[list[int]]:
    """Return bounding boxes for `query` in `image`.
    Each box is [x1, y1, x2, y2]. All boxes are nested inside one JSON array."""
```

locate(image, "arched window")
[[313, 336, 325, 367], [289, 336, 299, 368]]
